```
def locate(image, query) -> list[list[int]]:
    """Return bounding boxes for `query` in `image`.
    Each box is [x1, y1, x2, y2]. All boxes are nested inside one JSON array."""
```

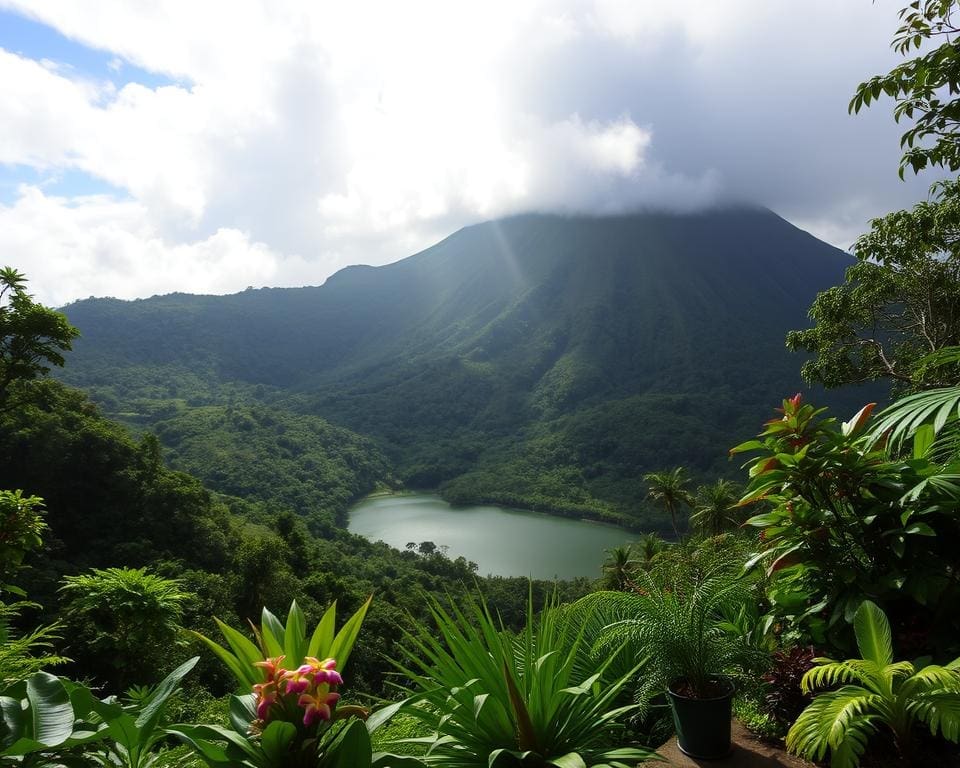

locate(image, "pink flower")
[[252, 656, 287, 722], [298, 688, 341, 726], [284, 657, 343, 694]]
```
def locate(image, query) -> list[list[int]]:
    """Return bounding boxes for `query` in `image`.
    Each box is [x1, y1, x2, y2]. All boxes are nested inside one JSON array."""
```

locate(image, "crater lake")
[[348, 493, 638, 579]]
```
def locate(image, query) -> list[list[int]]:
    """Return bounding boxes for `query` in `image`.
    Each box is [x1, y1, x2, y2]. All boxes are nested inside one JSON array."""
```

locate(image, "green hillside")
[[59, 208, 877, 523]]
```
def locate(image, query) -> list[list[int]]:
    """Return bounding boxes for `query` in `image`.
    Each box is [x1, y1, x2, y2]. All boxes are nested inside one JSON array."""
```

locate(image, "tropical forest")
[[2, 2, 960, 768]]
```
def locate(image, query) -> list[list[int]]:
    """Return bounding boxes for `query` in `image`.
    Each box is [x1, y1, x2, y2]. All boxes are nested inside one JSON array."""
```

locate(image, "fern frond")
[[899, 663, 960, 698], [907, 693, 960, 742], [802, 662, 869, 694], [787, 687, 879, 768]]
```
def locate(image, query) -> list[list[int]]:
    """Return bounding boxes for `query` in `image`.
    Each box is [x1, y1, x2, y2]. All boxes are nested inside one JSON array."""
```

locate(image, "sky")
[[0, 0, 946, 307]]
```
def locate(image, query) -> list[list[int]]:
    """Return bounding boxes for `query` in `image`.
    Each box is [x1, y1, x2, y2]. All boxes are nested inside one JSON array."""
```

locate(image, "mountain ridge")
[[58, 207, 873, 525]]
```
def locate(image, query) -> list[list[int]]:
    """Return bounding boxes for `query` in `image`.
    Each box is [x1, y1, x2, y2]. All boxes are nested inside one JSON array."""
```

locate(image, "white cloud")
[[0, 187, 291, 306], [0, 0, 941, 304]]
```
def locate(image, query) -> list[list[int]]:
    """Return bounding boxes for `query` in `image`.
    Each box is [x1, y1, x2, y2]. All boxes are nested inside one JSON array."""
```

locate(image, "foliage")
[[787, 180, 960, 390], [174, 600, 418, 768], [60, 567, 193, 691], [153, 405, 391, 533], [733, 696, 782, 741], [0, 671, 104, 763], [733, 394, 960, 652], [762, 646, 815, 731], [80, 657, 200, 768], [787, 601, 960, 768], [643, 467, 693, 538], [393, 592, 658, 767], [850, 0, 960, 177], [865, 346, 960, 469], [0, 489, 65, 687], [0, 490, 47, 585], [0, 600, 65, 688], [189, 599, 371, 692], [598, 545, 638, 591], [0, 266, 79, 410], [0, 658, 198, 768], [631, 533, 666, 570], [583, 548, 764, 711], [690, 479, 742, 537]]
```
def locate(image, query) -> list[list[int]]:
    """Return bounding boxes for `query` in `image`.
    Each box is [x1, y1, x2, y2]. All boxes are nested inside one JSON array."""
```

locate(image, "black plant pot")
[[666, 677, 735, 760]]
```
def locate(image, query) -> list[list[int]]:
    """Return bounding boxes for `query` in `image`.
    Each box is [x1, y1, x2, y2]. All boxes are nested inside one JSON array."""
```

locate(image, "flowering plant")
[[172, 599, 423, 767], [252, 655, 342, 727]]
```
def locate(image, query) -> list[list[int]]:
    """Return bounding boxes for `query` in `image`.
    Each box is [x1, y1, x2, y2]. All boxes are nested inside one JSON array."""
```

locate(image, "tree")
[[599, 545, 637, 590], [788, 1, 960, 391], [850, 0, 960, 177], [690, 479, 742, 537], [788, 182, 960, 390], [643, 467, 693, 538], [0, 267, 79, 409], [59, 566, 192, 691]]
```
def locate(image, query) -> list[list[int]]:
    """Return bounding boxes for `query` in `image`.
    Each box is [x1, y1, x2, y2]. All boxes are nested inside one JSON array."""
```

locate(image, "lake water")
[[347, 493, 638, 580]]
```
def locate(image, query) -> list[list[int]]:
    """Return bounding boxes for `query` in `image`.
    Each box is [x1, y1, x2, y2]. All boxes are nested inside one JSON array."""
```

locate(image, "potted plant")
[[591, 545, 764, 759]]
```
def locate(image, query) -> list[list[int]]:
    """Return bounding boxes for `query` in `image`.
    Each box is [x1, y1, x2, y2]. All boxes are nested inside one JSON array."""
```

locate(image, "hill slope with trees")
[[59, 207, 874, 522]]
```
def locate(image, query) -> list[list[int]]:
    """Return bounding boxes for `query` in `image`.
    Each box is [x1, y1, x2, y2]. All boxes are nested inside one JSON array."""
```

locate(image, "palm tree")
[[644, 467, 693, 538], [600, 545, 636, 590], [633, 532, 666, 569], [690, 479, 742, 537]]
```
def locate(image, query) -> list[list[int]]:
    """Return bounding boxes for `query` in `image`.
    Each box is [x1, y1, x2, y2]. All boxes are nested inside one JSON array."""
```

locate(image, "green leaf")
[[548, 753, 587, 768], [188, 629, 255, 691], [324, 718, 373, 768], [853, 601, 893, 668], [913, 423, 935, 458], [329, 594, 372, 673], [25, 672, 74, 747], [214, 617, 263, 681], [261, 720, 297, 767], [284, 600, 307, 664], [229, 694, 258, 735], [260, 607, 286, 660], [135, 656, 198, 738], [371, 753, 426, 767], [167, 725, 244, 767], [905, 522, 936, 536], [105, 713, 141, 760], [308, 601, 338, 660], [0, 695, 26, 747]]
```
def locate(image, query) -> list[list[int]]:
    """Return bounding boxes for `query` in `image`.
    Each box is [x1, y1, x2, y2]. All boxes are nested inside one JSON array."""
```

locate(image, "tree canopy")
[[851, 0, 960, 177], [790, 1, 960, 391], [0, 266, 79, 409], [787, 180, 960, 390]]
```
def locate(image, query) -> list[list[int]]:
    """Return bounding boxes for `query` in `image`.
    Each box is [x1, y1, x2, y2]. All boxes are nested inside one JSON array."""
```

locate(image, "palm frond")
[[866, 386, 960, 458], [907, 692, 960, 742], [802, 663, 868, 694], [898, 663, 960, 698], [786, 687, 880, 768]]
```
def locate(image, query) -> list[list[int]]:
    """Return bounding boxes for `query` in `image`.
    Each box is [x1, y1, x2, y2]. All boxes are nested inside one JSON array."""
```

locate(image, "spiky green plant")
[[393, 592, 659, 767], [787, 600, 960, 768], [585, 551, 762, 712]]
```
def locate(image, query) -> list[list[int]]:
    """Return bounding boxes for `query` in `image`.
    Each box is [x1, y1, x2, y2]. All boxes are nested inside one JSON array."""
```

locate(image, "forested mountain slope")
[[60, 208, 874, 522]]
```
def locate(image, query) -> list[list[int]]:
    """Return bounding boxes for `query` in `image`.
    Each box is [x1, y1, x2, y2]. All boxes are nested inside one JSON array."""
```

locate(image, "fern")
[[787, 601, 960, 767]]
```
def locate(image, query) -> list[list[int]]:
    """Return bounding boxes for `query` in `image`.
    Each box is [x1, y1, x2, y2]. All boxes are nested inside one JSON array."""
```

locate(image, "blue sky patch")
[[0, 165, 128, 206], [0, 8, 180, 90]]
